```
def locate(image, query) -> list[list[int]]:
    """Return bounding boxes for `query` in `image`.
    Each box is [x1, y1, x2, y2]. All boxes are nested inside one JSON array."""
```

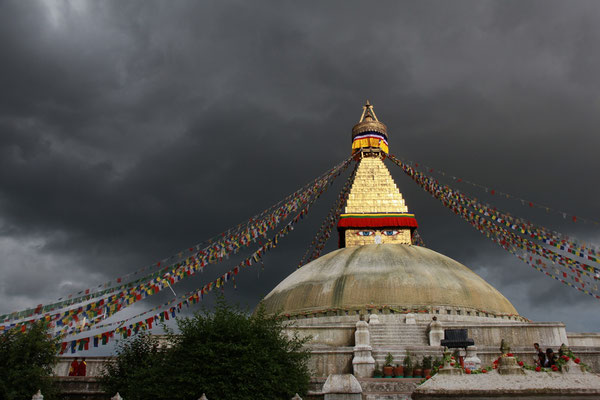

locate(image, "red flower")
[[450, 362, 455, 366], [564, 356, 570, 362], [574, 358, 581, 364], [551, 365, 558, 371], [451, 356, 455, 360], [493, 359, 499, 364], [482, 369, 487, 373], [425, 375, 431, 380], [535, 366, 541, 372], [506, 353, 514, 357], [518, 361, 524, 366], [465, 368, 471, 374]]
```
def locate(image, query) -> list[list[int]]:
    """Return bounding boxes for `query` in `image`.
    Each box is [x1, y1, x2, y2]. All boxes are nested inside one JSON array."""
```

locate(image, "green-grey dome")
[[260, 244, 520, 318]]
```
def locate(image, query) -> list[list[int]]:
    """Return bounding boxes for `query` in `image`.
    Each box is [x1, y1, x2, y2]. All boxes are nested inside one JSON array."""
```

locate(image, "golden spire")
[[351, 101, 389, 155], [358, 100, 379, 123]]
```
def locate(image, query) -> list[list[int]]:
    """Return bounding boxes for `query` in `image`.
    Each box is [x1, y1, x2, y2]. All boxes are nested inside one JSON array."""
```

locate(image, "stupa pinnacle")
[[339, 102, 418, 247], [351, 100, 389, 155]]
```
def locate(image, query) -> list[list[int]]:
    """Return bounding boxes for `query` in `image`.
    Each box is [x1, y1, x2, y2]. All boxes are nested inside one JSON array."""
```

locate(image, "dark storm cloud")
[[1, 0, 599, 337]]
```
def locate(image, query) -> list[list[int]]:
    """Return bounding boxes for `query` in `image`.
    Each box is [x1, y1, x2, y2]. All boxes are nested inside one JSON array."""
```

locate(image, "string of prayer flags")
[[54, 158, 353, 352], [388, 154, 600, 301], [395, 155, 600, 257], [1, 156, 354, 332], [298, 160, 359, 267]]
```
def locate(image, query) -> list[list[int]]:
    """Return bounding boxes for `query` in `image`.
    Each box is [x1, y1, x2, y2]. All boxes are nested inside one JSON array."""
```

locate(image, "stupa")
[[259, 102, 589, 379]]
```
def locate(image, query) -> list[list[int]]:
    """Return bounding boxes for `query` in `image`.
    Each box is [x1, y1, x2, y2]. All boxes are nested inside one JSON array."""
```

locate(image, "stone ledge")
[[413, 369, 600, 399]]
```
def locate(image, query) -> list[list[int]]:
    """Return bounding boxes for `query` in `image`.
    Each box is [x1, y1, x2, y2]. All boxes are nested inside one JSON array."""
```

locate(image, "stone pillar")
[[497, 354, 526, 375], [32, 390, 43, 400], [428, 317, 443, 346], [352, 320, 375, 378], [322, 374, 362, 400], [463, 347, 481, 370], [368, 314, 380, 325], [437, 349, 463, 376], [405, 313, 416, 324], [111, 393, 123, 400], [199, 395, 208, 400]]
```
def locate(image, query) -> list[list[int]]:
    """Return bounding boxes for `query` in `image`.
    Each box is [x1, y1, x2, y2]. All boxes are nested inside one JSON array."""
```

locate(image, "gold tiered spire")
[[337, 102, 418, 247], [344, 157, 408, 214]]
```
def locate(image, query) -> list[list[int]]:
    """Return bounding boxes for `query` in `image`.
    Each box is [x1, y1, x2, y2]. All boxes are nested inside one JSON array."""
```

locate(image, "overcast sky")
[[1, 0, 599, 348]]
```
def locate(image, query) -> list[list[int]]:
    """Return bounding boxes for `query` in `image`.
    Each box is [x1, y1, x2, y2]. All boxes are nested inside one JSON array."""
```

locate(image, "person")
[[68, 358, 79, 376], [537, 350, 546, 367], [545, 349, 557, 367], [77, 357, 87, 376], [533, 343, 546, 367]]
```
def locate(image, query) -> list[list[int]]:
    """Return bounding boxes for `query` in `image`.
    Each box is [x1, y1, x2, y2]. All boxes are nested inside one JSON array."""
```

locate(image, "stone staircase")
[[369, 323, 430, 367], [369, 323, 429, 347]]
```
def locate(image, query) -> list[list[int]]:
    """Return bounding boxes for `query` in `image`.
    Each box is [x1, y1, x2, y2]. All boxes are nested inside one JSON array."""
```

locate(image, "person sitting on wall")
[[533, 343, 541, 366], [537, 350, 546, 367], [68, 358, 79, 376], [77, 357, 87, 376], [545, 349, 557, 367]]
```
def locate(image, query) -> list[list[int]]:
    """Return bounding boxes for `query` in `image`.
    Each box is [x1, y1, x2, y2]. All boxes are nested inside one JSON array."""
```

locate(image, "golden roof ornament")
[[351, 100, 389, 155]]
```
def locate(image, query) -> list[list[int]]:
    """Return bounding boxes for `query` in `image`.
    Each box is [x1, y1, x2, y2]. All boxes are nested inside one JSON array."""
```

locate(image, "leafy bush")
[[102, 297, 311, 400], [422, 355, 432, 370], [0, 321, 59, 400], [385, 352, 394, 366]]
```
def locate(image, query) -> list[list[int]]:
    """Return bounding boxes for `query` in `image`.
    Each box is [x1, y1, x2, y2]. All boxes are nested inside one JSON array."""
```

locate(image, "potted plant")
[[373, 363, 383, 378], [403, 352, 413, 378], [393, 363, 404, 378], [423, 356, 433, 377], [413, 360, 423, 378], [383, 353, 394, 377]]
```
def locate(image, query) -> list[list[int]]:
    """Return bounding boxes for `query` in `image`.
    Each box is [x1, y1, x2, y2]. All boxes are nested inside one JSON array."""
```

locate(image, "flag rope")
[[387, 154, 599, 300], [1, 157, 353, 332]]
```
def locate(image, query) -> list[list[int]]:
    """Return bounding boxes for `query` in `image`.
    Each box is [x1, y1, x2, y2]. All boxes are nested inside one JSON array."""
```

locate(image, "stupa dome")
[[261, 244, 521, 319]]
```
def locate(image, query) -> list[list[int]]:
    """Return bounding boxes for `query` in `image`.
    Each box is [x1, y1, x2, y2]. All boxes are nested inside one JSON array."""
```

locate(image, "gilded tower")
[[338, 101, 418, 247]]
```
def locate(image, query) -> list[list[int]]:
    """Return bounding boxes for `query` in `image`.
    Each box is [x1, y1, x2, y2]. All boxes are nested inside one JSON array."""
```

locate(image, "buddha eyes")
[[357, 230, 398, 236]]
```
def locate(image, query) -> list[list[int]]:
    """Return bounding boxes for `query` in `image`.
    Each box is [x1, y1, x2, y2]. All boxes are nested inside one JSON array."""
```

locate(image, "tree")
[[101, 332, 172, 400], [102, 297, 311, 400], [0, 321, 59, 400]]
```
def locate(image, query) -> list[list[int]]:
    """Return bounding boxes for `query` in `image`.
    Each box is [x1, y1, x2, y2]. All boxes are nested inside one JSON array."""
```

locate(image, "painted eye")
[[357, 231, 374, 236], [383, 230, 399, 236]]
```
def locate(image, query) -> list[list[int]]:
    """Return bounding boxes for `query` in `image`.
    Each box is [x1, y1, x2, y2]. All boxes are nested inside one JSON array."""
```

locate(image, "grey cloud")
[[0, 0, 599, 336]]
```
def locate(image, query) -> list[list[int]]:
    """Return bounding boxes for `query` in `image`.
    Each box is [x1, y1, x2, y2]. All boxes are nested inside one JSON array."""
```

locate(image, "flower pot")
[[383, 366, 394, 377], [423, 368, 431, 377], [403, 367, 413, 378], [393, 365, 404, 377], [413, 368, 423, 378]]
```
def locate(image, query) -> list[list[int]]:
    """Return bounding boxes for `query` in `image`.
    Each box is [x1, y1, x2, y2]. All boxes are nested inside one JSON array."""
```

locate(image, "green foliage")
[[403, 352, 412, 369], [0, 321, 59, 400], [384, 352, 394, 366], [373, 363, 382, 377], [101, 333, 171, 400], [102, 297, 311, 400], [422, 355, 432, 370]]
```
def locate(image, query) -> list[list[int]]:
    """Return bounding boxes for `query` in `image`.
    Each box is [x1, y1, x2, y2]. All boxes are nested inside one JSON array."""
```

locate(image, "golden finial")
[[352, 101, 388, 154], [358, 100, 379, 123]]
